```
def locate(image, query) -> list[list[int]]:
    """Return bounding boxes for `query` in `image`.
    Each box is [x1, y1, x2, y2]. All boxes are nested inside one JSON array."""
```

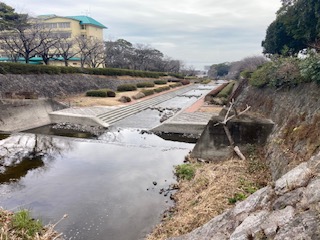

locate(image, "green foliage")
[[300, 54, 320, 84], [250, 57, 303, 88], [240, 70, 252, 79], [136, 82, 155, 88], [12, 209, 43, 237], [154, 86, 170, 93], [175, 164, 195, 181], [0, 62, 164, 78], [86, 89, 116, 97], [216, 81, 235, 98], [141, 89, 154, 96], [200, 79, 211, 84], [170, 82, 183, 88], [154, 80, 168, 85], [117, 84, 137, 92], [262, 0, 320, 55], [228, 193, 247, 204]]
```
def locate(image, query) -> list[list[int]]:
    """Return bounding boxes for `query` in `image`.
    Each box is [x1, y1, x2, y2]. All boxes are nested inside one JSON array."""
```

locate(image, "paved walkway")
[[51, 83, 221, 131]]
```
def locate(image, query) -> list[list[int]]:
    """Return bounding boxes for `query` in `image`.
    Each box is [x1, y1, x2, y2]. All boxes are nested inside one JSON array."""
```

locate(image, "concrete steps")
[[96, 85, 195, 125]]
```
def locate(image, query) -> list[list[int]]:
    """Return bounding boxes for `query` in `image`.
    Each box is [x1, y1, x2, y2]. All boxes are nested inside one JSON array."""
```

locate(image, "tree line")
[[0, 2, 184, 73]]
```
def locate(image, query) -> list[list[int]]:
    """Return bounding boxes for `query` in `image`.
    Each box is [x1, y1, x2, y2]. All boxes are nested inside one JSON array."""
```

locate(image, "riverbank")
[[147, 145, 270, 239], [0, 208, 66, 239]]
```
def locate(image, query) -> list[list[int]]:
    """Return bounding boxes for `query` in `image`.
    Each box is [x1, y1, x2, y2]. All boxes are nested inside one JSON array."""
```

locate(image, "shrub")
[[240, 70, 252, 79], [136, 82, 155, 88], [216, 81, 235, 98], [86, 90, 107, 97], [119, 96, 131, 103], [175, 164, 195, 181], [200, 79, 211, 84], [154, 80, 167, 85], [180, 79, 190, 85], [117, 84, 137, 92], [170, 82, 183, 88], [141, 89, 154, 96], [250, 57, 303, 88], [154, 86, 170, 93], [132, 92, 145, 100], [86, 89, 116, 97], [300, 54, 320, 84]]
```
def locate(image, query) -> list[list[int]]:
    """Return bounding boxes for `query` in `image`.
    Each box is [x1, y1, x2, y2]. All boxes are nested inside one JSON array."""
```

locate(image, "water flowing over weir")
[[0, 129, 194, 240]]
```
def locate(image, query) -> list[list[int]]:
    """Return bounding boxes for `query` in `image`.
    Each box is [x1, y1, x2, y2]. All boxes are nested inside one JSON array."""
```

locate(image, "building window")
[[81, 25, 86, 30], [58, 22, 71, 28]]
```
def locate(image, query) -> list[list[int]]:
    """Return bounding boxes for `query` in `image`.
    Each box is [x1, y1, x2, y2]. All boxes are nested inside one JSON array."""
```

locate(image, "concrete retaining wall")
[[191, 115, 274, 160], [0, 99, 66, 132]]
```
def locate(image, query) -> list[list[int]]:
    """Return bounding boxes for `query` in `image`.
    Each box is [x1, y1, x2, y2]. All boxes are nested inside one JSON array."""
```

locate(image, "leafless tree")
[[0, 17, 48, 63], [36, 29, 60, 65], [76, 36, 105, 68], [54, 37, 80, 67], [226, 56, 268, 79]]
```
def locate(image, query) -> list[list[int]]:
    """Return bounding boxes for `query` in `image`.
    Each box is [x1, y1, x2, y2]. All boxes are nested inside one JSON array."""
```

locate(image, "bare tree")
[[76, 36, 105, 68], [54, 37, 79, 67], [36, 29, 60, 65], [0, 17, 48, 63]]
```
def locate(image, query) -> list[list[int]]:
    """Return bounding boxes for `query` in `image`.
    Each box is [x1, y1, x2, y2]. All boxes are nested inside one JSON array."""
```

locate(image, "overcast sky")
[[3, 0, 281, 70]]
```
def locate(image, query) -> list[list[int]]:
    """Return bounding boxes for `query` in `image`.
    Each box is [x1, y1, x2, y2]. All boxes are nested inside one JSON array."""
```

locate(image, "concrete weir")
[[191, 115, 275, 161]]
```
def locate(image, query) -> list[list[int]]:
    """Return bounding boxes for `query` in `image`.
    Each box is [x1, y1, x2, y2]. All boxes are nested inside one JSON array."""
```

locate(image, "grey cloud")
[[3, 0, 281, 69]]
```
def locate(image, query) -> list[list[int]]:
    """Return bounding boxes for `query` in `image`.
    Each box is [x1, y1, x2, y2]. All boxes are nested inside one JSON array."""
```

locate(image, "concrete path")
[[50, 85, 196, 128]]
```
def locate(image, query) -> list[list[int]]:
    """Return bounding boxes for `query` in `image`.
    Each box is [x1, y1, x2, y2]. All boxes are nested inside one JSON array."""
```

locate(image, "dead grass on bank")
[[0, 208, 66, 240], [147, 151, 270, 240], [56, 82, 179, 107]]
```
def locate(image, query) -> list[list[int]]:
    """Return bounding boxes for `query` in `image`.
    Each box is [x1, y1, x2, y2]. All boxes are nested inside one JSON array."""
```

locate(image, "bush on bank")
[[249, 55, 320, 88], [136, 82, 155, 88], [117, 84, 137, 92], [86, 89, 116, 97]]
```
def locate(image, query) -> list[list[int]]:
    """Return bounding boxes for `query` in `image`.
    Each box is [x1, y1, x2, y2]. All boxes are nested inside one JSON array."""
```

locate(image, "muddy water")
[[0, 129, 193, 240]]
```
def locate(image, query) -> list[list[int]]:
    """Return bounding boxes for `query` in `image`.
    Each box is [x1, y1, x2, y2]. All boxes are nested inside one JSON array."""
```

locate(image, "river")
[[0, 128, 193, 239]]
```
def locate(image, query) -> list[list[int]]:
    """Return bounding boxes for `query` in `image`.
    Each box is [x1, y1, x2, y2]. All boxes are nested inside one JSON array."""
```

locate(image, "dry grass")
[[56, 82, 180, 107], [147, 153, 270, 240], [0, 208, 66, 240]]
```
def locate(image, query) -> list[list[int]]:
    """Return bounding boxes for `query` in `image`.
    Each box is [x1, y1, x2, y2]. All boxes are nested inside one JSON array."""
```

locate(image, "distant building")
[[0, 14, 107, 67]]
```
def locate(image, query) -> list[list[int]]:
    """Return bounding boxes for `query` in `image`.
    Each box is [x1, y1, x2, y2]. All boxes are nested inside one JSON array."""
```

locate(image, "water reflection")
[[0, 130, 193, 240], [0, 156, 44, 183], [0, 133, 74, 182]]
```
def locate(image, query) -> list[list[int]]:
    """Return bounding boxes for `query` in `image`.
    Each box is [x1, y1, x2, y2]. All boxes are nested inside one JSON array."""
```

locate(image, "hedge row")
[[154, 86, 170, 93], [0, 62, 166, 78], [117, 84, 137, 92], [86, 89, 116, 97], [136, 82, 155, 88], [216, 81, 235, 98], [154, 80, 168, 85], [141, 89, 155, 96]]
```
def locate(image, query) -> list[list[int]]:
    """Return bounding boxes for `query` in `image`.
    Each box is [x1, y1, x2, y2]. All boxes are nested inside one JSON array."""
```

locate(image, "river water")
[[0, 84, 218, 239], [0, 129, 194, 240]]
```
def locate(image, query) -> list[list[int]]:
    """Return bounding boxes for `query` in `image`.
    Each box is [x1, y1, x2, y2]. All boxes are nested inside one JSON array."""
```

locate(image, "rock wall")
[[169, 152, 320, 240], [0, 74, 159, 98], [235, 82, 320, 180]]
